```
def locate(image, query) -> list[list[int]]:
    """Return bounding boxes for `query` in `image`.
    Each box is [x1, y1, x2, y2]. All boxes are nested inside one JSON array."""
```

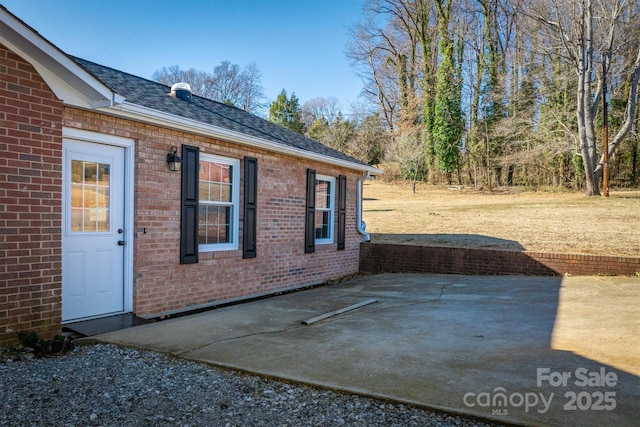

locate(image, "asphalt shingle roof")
[[72, 57, 366, 167]]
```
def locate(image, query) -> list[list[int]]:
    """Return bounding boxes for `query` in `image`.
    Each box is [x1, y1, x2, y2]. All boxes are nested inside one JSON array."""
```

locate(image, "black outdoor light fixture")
[[166, 145, 182, 172]]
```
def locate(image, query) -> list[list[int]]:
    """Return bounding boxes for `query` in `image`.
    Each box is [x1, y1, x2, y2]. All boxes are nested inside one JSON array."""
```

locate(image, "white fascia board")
[[0, 8, 122, 108], [101, 101, 382, 175]]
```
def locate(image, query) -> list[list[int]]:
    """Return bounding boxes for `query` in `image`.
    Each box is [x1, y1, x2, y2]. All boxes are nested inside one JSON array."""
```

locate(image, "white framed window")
[[315, 175, 335, 245], [198, 154, 240, 252]]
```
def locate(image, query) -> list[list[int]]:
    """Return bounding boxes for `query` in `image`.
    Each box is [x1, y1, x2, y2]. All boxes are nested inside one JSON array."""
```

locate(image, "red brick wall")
[[63, 108, 364, 318], [0, 44, 64, 346], [0, 41, 364, 346], [360, 243, 640, 276]]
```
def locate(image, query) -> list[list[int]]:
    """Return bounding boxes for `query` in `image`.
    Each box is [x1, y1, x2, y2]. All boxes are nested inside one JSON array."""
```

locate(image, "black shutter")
[[243, 157, 258, 259], [337, 175, 347, 250], [304, 168, 316, 253], [180, 144, 199, 264]]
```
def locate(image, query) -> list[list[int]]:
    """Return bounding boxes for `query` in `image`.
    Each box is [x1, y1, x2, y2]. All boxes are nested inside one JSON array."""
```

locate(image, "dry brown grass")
[[362, 181, 640, 257]]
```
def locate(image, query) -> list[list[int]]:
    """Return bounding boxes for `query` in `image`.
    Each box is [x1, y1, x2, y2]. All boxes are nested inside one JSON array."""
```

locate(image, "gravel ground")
[[0, 344, 505, 427]]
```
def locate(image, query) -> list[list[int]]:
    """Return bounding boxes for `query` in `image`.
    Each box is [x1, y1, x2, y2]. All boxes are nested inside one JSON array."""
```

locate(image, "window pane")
[[199, 181, 210, 201], [70, 183, 83, 208], [82, 162, 97, 183], [315, 210, 330, 239], [201, 161, 229, 183], [220, 183, 232, 202], [223, 164, 231, 182], [315, 180, 330, 209], [210, 183, 222, 202], [200, 161, 234, 203], [198, 223, 220, 245], [210, 162, 223, 182], [199, 160, 210, 181], [198, 205, 232, 244], [70, 160, 110, 232], [70, 208, 83, 231], [97, 185, 109, 209], [219, 219, 229, 243], [221, 206, 232, 242], [207, 205, 219, 224]]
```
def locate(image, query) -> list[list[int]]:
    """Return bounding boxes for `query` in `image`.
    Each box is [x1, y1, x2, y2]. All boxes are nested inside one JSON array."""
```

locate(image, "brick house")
[[0, 7, 379, 346]]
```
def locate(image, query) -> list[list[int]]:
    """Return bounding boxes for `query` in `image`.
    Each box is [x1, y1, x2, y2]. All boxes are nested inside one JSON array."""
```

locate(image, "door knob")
[[117, 240, 125, 246]]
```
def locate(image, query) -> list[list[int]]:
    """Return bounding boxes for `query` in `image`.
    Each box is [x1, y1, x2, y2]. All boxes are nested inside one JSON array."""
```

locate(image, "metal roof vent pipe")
[[170, 82, 192, 102]]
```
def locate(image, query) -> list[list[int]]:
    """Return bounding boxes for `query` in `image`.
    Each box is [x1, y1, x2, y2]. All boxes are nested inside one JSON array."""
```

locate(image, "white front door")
[[62, 139, 126, 321]]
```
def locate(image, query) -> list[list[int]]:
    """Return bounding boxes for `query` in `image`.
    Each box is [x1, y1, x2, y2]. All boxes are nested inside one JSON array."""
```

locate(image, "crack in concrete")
[[176, 279, 459, 357], [332, 280, 454, 319], [175, 324, 307, 357]]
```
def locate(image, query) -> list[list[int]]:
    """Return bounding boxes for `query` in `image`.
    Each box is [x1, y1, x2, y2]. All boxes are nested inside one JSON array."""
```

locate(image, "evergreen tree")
[[308, 117, 330, 141], [268, 90, 306, 134]]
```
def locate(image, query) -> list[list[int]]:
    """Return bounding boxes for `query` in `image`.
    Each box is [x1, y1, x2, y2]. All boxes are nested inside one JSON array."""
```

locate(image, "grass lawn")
[[362, 181, 640, 257]]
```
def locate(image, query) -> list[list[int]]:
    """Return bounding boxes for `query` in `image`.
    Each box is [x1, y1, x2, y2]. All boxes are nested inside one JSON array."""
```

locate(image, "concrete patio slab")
[[95, 273, 640, 427]]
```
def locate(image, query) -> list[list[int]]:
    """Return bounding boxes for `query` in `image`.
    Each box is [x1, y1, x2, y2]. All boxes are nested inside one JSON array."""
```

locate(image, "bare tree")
[[152, 61, 266, 113], [347, 22, 400, 131], [351, 113, 389, 165], [319, 113, 356, 153], [387, 129, 427, 193], [151, 66, 213, 98], [209, 61, 243, 106], [239, 62, 266, 114], [346, 0, 423, 132], [301, 97, 342, 130], [528, 0, 640, 195]]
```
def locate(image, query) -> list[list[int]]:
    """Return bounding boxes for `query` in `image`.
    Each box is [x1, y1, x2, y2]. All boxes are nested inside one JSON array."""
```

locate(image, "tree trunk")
[[576, 0, 600, 196], [631, 138, 638, 186], [577, 84, 600, 196]]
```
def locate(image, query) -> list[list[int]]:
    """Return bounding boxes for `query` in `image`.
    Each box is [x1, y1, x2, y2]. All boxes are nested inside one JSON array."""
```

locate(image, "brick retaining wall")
[[359, 243, 640, 276]]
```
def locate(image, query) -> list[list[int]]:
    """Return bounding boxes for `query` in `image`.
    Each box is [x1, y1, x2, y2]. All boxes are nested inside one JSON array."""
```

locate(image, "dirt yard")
[[362, 181, 640, 257]]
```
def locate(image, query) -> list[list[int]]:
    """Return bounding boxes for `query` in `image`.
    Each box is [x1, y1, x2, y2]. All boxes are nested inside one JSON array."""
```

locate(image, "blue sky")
[[2, 0, 366, 112]]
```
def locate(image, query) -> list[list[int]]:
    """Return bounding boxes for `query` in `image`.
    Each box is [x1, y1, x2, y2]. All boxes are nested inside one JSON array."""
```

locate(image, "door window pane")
[[70, 160, 110, 232]]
